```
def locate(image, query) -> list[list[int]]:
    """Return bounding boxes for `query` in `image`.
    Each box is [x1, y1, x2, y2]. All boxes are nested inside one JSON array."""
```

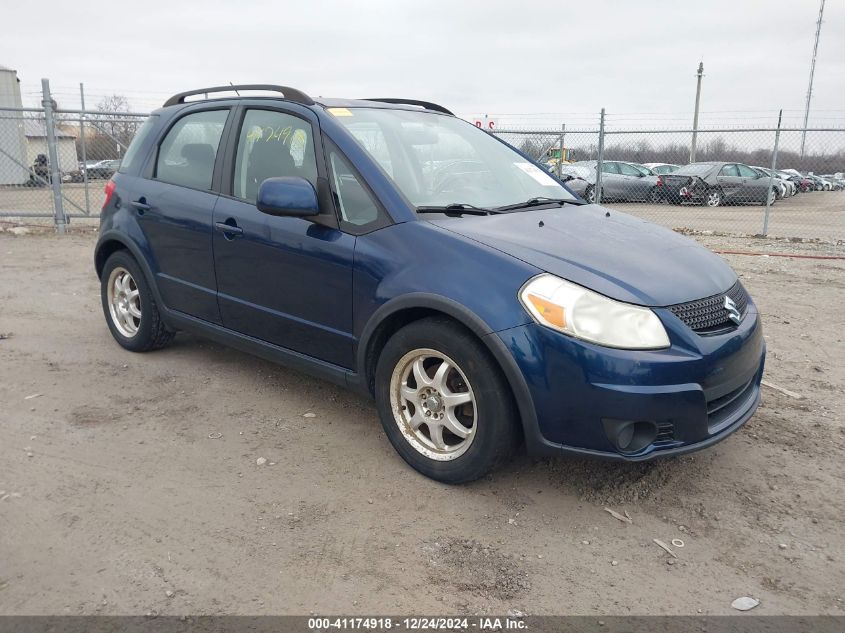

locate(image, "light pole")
[[800, 0, 825, 158], [690, 62, 704, 163]]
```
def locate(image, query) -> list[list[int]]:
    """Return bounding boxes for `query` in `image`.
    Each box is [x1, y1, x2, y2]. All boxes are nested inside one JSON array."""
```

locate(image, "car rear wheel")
[[374, 317, 519, 483], [101, 251, 175, 352], [583, 185, 595, 203], [704, 189, 722, 207], [649, 187, 662, 203]]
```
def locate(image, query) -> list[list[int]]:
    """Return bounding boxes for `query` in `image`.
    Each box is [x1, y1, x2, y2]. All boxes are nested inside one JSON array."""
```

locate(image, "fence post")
[[556, 123, 565, 180], [761, 109, 782, 236], [41, 79, 66, 234], [79, 83, 90, 215], [595, 108, 606, 204]]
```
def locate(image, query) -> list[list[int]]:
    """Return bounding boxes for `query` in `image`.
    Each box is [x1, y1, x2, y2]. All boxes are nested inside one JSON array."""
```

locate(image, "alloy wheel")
[[389, 348, 476, 461], [107, 267, 141, 337], [706, 190, 722, 207]]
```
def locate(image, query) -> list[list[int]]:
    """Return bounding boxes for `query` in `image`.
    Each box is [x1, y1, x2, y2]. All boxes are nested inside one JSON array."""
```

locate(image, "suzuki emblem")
[[724, 296, 742, 325]]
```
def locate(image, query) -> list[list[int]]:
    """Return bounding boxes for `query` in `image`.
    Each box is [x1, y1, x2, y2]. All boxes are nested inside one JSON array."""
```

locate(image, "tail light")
[[102, 179, 116, 210], [656, 175, 664, 187]]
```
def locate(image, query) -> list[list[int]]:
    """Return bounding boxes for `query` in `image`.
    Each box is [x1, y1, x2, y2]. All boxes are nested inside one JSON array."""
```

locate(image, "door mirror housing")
[[256, 177, 320, 217]]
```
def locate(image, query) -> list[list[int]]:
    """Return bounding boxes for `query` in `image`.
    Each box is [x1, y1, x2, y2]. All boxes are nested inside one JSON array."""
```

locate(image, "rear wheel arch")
[[95, 239, 129, 279]]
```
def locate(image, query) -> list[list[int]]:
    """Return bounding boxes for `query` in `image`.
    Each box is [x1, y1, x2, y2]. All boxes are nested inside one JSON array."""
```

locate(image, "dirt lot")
[[0, 227, 843, 616]]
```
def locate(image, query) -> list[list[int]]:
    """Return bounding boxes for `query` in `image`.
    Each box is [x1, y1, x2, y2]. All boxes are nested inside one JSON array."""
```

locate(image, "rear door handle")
[[130, 199, 151, 212], [215, 221, 243, 236]]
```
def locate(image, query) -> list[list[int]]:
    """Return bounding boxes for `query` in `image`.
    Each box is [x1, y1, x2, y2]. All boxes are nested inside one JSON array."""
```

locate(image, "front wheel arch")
[[356, 296, 538, 449]]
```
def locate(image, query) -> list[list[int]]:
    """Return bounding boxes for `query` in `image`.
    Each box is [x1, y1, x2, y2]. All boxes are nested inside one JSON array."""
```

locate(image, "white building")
[[0, 65, 30, 185]]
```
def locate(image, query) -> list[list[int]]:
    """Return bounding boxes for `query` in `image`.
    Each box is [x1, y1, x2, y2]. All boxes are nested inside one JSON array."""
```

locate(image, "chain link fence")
[[493, 119, 845, 244], [2, 82, 843, 247], [0, 80, 148, 230]]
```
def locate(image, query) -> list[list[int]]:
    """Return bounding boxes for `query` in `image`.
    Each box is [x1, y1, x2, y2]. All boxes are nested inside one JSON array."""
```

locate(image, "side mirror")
[[256, 177, 320, 217]]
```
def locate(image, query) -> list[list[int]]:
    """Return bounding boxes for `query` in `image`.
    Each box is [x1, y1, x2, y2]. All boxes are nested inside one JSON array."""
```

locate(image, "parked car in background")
[[571, 160, 662, 202], [805, 174, 829, 191], [643, 162, 680, 175], [557, 164, 596, 202], [752, 166, 794, 199], [661, 162, 778, 207], [820, 175, 844, 190], [779, 169, 814, 192]]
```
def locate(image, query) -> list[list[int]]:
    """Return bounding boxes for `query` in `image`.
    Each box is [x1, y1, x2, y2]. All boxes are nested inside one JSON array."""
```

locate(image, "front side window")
[[618, 162, 642, 176], [329, 108, 577, 210], [233, 109, 318, 202], [156, 110, 228, 190], [601, 162, 620, 174], [737, 164, 758, 178]]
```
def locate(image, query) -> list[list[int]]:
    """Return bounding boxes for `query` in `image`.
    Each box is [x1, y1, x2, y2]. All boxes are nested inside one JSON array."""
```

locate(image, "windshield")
[[330, 107, 577, 209]]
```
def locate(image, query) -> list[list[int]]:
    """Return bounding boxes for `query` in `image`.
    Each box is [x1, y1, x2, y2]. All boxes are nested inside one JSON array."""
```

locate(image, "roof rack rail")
[[163, 84, 314, 107], [365, 98, 453, 116]]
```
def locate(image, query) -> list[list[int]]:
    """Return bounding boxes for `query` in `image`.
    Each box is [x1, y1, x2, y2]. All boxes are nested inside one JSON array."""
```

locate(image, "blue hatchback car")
[[95, 85, 765, 483]]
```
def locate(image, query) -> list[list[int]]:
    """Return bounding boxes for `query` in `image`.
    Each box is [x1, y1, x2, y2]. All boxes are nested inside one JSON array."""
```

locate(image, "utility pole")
[[690, 62, 704, 163], [800, 0, 825, 158]]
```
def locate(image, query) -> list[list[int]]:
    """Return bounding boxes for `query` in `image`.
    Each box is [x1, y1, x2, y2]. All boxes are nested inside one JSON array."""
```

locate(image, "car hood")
[[428, 205, 737, 306]]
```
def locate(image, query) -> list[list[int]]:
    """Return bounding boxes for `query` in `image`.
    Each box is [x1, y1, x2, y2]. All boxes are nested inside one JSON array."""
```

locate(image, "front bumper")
[[495, 301, 765, 459]]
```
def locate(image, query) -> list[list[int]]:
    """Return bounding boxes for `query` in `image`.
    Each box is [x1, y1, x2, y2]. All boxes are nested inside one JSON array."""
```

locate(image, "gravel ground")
[[0, 226, 842, 616]]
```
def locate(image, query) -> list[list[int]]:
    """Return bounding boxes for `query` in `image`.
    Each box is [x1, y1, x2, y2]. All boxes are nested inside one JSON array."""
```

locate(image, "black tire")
[[374, 316, 520, 484], [583, 185, 595, 203], [649, 187, 662, 203], [100, 250, 174, 352]]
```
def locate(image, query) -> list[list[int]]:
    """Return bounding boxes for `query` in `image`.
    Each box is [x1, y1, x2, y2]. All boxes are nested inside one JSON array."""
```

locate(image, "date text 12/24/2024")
[[308, 617, 526, 630]]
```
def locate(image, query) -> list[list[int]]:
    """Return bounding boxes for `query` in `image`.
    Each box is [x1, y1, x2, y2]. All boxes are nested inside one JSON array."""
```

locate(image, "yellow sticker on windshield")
[[327, 107, 353, 117]]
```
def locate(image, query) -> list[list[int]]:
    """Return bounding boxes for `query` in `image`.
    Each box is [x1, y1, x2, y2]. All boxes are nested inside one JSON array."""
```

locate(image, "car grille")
[[668, 281, 749, 334]]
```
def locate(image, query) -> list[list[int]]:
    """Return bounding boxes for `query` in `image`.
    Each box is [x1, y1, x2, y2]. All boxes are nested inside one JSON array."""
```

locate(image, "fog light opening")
[[603, 420, 659, 454]]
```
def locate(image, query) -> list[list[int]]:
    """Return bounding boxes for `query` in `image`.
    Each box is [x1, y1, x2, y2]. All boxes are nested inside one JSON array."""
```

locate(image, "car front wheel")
[[374, 317, 519, 483]]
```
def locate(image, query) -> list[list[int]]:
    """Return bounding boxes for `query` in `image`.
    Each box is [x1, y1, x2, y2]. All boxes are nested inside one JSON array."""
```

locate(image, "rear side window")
[[155, 110, 229, 190], [232, 109, 318, 202], [118, 115, 158, 174], [601, 162, 620, 174], [720, 164, 739, 177]]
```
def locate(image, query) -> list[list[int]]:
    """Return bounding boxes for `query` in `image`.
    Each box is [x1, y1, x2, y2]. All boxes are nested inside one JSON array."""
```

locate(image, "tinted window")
[[156, 110, 228, 190], [118, 115, 158, 174], [720, 164, 740, 177], [233, 109, 318, 202], [328, 148, 383, 229]]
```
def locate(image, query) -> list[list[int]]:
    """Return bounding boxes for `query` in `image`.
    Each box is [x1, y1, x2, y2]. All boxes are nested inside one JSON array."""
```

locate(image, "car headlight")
[[519, 273, 670, 350]]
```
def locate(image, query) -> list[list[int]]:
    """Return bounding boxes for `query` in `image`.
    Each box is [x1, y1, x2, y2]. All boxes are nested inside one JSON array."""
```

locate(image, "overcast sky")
[[2, 0, 843, 127]]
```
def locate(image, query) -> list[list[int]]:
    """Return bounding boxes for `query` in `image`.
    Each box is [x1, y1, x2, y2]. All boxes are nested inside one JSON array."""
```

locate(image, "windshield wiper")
[[416, 203, 493, 216], [494, 197, 586, 213]]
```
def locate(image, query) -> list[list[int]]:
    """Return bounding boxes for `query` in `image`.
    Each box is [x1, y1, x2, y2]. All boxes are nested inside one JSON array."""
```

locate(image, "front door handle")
[[215, 220, 243, 237]]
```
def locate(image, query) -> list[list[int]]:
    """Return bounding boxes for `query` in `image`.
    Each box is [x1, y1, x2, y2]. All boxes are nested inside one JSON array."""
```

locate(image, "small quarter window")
[[328, 147, 385, 231], [155, 110, 228, 190]]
